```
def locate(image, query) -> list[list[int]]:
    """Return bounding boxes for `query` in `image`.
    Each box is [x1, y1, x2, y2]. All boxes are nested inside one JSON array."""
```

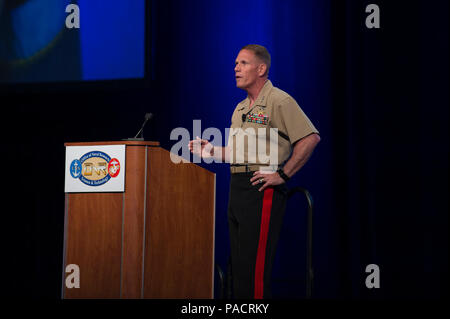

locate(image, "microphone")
[[134, 113, 153, 139], [242, 108, 252, 123], [123, 113, 154, 141]]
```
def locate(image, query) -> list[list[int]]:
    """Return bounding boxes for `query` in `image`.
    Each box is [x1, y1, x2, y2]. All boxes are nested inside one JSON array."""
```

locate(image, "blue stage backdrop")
[[149, 0, 335, 298]]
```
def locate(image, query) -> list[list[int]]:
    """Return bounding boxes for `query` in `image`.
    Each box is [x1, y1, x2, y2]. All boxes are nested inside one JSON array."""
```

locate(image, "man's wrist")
[[277, 168, 290, 182]]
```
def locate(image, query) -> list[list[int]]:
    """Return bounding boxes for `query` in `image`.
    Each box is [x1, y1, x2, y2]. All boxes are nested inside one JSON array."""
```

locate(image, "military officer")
[[189, 44, 320, 298]]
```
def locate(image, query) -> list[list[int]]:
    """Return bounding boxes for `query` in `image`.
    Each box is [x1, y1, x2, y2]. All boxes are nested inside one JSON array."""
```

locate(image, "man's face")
[[234, 49, 263, 90]]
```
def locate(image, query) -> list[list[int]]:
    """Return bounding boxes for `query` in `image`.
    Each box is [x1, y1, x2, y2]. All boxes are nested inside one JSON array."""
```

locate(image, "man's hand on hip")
[[250, 170, 285, 192]]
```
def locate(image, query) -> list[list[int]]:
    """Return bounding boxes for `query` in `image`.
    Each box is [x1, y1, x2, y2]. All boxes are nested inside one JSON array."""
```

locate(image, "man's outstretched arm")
[[188, 137, 230, 162]]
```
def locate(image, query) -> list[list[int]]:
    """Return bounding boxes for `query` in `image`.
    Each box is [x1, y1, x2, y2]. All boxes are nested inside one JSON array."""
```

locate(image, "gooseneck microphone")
[[134, 112, 154, 139], [123, 113, 154, 141]]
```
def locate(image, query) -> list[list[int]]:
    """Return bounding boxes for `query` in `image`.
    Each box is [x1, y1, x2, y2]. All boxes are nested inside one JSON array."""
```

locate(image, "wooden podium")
[[62, 141, 215, 298]]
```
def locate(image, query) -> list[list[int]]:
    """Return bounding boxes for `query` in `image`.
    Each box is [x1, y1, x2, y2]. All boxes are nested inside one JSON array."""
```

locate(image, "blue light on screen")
[[0, 0, 145, 82]]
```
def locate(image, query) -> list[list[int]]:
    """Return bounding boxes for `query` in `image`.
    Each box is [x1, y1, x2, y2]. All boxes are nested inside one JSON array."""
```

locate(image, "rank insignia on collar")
[[247, 112, 269, 125]]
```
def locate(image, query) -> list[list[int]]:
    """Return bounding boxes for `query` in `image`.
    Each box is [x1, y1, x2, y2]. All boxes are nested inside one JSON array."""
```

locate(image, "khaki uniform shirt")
[[228, 80, 319, 169]]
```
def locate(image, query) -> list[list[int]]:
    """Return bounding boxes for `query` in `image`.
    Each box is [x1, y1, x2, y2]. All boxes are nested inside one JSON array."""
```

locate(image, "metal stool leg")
[[215, 263, 225, 299], [288, 187, 314, 299]]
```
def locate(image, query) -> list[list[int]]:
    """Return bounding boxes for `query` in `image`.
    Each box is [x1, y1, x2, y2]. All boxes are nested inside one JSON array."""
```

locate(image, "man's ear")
[[258, 63, 267, 77]]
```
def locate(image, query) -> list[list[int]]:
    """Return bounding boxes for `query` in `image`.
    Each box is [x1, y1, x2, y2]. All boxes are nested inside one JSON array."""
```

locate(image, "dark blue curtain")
[[328, 0, 448, 298], [149, 0, 334, 298], [149, 0, 448, 299]]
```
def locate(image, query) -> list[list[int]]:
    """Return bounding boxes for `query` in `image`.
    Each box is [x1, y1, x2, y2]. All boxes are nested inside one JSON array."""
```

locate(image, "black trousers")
[[228, 172, 288, 299]]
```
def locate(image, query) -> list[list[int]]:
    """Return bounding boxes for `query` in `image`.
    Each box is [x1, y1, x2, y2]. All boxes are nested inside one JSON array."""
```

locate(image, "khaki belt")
[[230, 165, 265, 174]]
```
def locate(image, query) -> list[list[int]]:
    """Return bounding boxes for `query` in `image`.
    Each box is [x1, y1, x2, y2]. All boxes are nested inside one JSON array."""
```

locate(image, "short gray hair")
[[240, 44, 271, 75]]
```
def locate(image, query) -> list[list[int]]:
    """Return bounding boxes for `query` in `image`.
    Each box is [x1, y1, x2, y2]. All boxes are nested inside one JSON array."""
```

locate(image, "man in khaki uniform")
[[189, 44, 320, 298]]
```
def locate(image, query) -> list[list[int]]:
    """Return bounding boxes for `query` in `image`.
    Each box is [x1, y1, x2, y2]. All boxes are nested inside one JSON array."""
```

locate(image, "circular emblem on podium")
[[70, 159, 82, 179], [78, 151, 111, 186], [108, 158, 121, 178]]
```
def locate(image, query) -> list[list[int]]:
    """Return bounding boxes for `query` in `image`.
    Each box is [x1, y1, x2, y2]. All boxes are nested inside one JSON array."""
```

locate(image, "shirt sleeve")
[[275, 97, 319, 144]]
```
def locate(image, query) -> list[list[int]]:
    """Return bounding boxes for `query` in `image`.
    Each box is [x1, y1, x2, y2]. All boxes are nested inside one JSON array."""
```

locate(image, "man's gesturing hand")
[[188, 136, 214, 158], [250, 170, 285, 192]]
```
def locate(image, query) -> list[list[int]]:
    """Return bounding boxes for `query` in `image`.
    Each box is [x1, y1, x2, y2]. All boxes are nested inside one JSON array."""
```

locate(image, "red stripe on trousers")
[[254, 187, 274, 299]]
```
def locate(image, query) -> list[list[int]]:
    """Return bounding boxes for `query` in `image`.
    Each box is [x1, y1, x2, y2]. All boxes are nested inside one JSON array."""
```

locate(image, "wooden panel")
[[64, 192, 123, 298], [121, 146, 147, 298], [143, 148, 215, 298]]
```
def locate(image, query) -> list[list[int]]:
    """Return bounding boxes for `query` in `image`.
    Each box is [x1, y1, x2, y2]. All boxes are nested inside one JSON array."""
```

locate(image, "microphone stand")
[[123, 113, 153, 141]]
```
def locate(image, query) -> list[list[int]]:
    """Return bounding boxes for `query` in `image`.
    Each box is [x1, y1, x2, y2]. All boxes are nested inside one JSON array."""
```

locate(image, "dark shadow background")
[[0, 0, 447, 299]]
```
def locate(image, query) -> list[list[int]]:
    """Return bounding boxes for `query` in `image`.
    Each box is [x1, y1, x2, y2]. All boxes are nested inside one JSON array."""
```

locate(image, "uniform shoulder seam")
[[275, 95, 296, 108], [270, 87, 294, 104]]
